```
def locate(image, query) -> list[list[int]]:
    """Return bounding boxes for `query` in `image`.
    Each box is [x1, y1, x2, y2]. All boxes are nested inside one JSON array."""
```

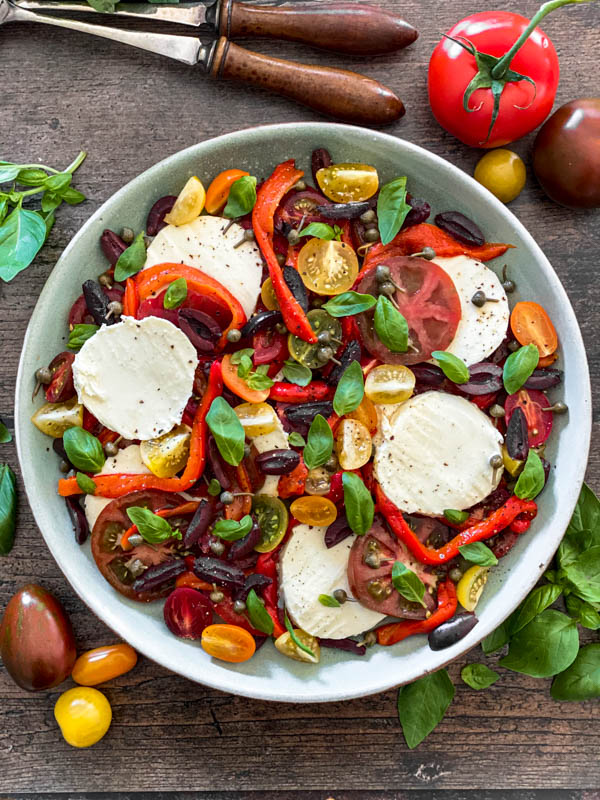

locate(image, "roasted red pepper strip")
[[376, 579, 457, 646], [278, 457, 308, 499], [375, 484, 537, 565], [252, 160, 317, 343], [122, 277, 139, 317], [175, 571, 213, 591], [58, 360, 223, 498], [255, 552, 285, 637], [269, 380, 333, 402]]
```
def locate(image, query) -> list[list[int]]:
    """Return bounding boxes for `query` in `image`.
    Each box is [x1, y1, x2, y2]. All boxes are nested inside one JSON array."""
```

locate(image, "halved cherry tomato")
[[71, 644, 137, 686], [205, 169, 249, 215], [355, 256, 461, 365], [276, 188, 331, 227], [45, 352, 75, 404], [316, 163, 379, 203], [510, 301, 558, 357], [222, 353, 270, 403], [164, 176, 206, 226], [253, 329, 288, 366], [505, 388, 553, 447], [297, 238, 359, 295], [290, 496, 338, 527], [347, 394, 378, 434], [201, 624, 256, 663], [335, 419, 372, 470]]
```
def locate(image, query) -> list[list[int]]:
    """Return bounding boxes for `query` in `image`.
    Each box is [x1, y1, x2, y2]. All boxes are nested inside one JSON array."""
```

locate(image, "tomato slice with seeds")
[[505, 389, 553, 447], [354, 256, 461, 365]]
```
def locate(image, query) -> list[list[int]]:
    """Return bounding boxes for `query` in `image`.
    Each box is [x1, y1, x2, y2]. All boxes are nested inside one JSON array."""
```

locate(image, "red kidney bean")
[[459, 362, 503, 395], [100, 229, 127, 265], [327, 341, 361, 386], [434, 211, 485, 247], [65, 497, 89, 545], [255, 449, 300, 475], [146, 195, 176, 236], [240, 309, 283, 339], [325, 514, 352, 548], [403, 196, 431, 229], [283, 265, 308, 312], [311, 147, 332, 186], [183, 499, 214, 549], [82, 280, 112, 326], [132, 559, 186, 593], [506, 406, 529, 461], [524, 368, 563, 390], [208, 437, 231, 491], [428, 613, 479, 650], [193, 557, 245, 591]]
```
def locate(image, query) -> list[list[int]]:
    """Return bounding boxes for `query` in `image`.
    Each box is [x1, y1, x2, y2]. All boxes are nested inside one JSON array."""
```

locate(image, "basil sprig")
[[164, 277, 187, 309], [0, 464, 17, 555], [246, 365, 275, 392], [282, 359, 312, 387], [431, 351, 470, 384], [298, 222, 342, 241], [333, 360, 364, 417], [0, 421, 11, 444], [503, 344, 539, 394], [461, 663, 499, 690], [391, 561, 427, 608], [206, 397, 245, 466], [514, 450, 545, 500], [397, 669, 455, 749], [499, 609, 579, 678], [377, 176, 411, 245], [551, 644, 600, 701], [126, 506, 181, 544], [342, 471, 374, 536], [288, 432, 306, 448], [68, 323, 99, 351], [459, 542, 498, 567], [63, 427, 105, 472], [114, 231, 147, 282], [303, 414, 333, 470], [443, 509, 469, 525], [224, 176, 257, 219], [284, 612, 317, 660], [374, 295, 408, 353], [318, 593, 341, 608], [322, 291, 377, 317], [76, 472, 96, 495], [212, 515, 253, 541], [246, 589, 274, 635]]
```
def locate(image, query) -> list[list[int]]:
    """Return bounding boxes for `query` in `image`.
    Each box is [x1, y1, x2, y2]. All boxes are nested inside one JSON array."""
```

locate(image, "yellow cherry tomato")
[[474, 149, 526, 204], [316, 163, 379, 203], [364, 364, 415, 404], [297, 238, 359, 296], [290, 495, 338, 527], [457, 566, 489, 612], [201, 624, 256, 663], [234, 402, 278, 437], [335, 418, 372, 470], [139, 424, 191, 478], [260, 277, 280, 310], [274, 629, 320, 664], [31, 396, 83, 438], [501, 444, 523, 478], [54, 687, 112, 748], [347, 394, 378, 434], [164, 176, 206, 226], [304, 467, 332, 496], [71, 643, 138, 686]]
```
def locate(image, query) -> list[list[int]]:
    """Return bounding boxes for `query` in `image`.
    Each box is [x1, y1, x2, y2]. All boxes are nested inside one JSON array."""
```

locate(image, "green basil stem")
[[491, 0, 594, 79], [64, 150, 87, 174]]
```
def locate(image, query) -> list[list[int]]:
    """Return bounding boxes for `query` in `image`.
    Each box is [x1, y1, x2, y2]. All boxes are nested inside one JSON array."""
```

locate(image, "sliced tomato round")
[[91, 490, 187, 602], [276, 188, 331, 227], [136, 288, 233, 330], [505, 389, 553, 447], [347, 518, 437, 618], [354, 256, 461, 365]]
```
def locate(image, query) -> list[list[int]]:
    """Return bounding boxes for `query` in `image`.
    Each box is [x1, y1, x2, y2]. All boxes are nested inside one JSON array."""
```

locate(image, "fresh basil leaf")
[[318, 593, 341, 608], [499, 609, 579, 678], [333, 225, 343, 241], [559, 545, 600, 605], [391, 561, 426, 607], [558, 528, 600, 569], [223, 176, 257, 219], [333, 360, 364, 416], [444, 509, 469, 525], [236, 355, 253, 380], [514, 450, 545, 500], [377, 176, 411, 245], [126, 506, 180, 543], [206, 397, 245, 466], [282, 359, 312, 387], [75, 472, 96, 495], [461, 663, 499, 690], [374, 295, 408, 353], [41, 191, 61, 215], [397, 669, 455, 749], [246, 369, 275, 391], [43, 211, 55, 240], [567, 483, 600, 538], [230, 348, 255, 366], [63, 427, 105, 473], [322, 291, 377, 317], [431, 351, 470, 384], [508, 583, 562, 636], [0, 463, 17, 556], [551, 643, 600, 701], [303, 414, 333, 470], [481, 621, 509, 654], [68, 323, 98, 351], [16, 168, 48, 186], [503, 344, 539, 394], [207, 478, 221, 496], [459, 542, 498, 567], [288, 431, 306, 448], [0, 197, 8, 225], [60, 187, 86, 206], [44, 172, 72, 193], [212, 515, 253, 541], [114, 231, 146, 282], [565, 595, 600, 630], [0, 421, 12, 443], [298, 222, 336, 240], [0, 165, 19, 183], [163, 277, 187, 309], [284, 612, 317, 660], [342, 471, 374, 536], [86, 0, 119, 11], [246, 589, 274, 635], [0, 206, 46, 282]]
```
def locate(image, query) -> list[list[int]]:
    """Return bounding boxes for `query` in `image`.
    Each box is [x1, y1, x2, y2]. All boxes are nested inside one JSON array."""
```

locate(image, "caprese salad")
[[31, 149, 565, 665]]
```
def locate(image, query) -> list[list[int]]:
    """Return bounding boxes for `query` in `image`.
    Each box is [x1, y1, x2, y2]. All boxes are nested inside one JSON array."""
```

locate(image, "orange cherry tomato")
[[290, 495, 338, 527], [510, 301, 558, 358], [222, 353, 270, 403], [205, 169, 249, 215], [201, 624, 256, 663], [71, 643, 137, 686]]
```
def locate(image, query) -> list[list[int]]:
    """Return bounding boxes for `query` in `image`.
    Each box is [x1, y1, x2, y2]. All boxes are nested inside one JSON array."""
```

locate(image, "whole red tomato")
[[428, 11, 559, 148]]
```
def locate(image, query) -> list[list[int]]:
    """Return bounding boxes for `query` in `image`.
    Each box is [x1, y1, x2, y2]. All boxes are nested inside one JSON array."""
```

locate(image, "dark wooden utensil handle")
[[210, 38, 404, 125], [219, 0, 418, 56]]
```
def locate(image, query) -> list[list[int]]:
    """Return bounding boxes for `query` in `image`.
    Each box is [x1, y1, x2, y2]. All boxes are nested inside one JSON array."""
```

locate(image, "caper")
[[489, 454, 504, 469], [275, 322, 288, 334], [324, 454, 338, 473], [333, 589, 347, 604], [244, 228, 255, 242], [210, 540, 226, 556], [363, 226, 380, 243], [419, 246, 436, 261], [209, 589, 225, 603], [220, 491, 234, 505], [543, 401, 568, 414], [449, 567, 463, 583], [59, 460, 70, 474], [98, 272, 113, 288], [294, 180, 307, 191], [375, 264, 391, 282], [379, 281, 397, 298], [104, 441, 119, 457], [360, 209, 376, 224], [35, 366, 52, 385], [317, 345, 334, 362], [276, 253, 286, 266], [287, 228, 300, 246], [502, 280, 516, 293], [317, 330, 332, 345], [233, 599, 247, 614], [489, 404, 506, 418], [226, 328, 242, 343], [508, 340, 520, 352], [363, 630, 377, 647], [127, 533, 144, 547], [243, 443, 252, 458], [364, 552, 381, 569], [121, 227, 135, 244], [471, 290, 487, 308], [107, 300, 123, 319]]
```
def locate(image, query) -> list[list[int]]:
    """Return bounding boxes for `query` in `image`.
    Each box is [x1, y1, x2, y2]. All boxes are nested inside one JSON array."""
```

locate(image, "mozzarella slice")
[[374, 391, 503, 516], [280, 524, 386, 639], [434, 255, 509, 366], [84, 445, 150, 530], [251, 417, 290, 496], [73, 316, 198, 440], [144, 215, 263, 319]]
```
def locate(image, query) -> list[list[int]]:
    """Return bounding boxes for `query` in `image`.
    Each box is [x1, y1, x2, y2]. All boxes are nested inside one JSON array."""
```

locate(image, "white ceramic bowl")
[[15, 123, 591, 703]]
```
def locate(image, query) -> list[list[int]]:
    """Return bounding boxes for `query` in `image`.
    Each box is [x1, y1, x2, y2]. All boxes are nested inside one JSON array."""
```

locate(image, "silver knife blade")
[[13, 0, 219, 28]]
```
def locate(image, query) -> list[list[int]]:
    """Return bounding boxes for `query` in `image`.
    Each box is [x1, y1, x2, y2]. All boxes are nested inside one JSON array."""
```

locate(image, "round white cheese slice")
[[73, 315, 198, 440], [374, 391, 503, 516], [280, 524, 386, 639], [84, 444, 151, 530], [144, 215, 263, 319], [434, 255, 509, 366]]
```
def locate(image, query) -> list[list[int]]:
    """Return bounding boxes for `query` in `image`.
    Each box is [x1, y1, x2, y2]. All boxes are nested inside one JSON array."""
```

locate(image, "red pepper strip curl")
[[58, 360, 223, 498], [269, 381, 334, 402], [375, 484, 537, 565], [252, 160, 317, 343], [255, 552, 286, 637], [120, 501, 200, 551], [376, 578, 457, 646], [122, 278, 139, 317]]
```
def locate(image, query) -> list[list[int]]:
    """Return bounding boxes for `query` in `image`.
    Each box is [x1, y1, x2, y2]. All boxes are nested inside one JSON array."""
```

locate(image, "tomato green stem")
[[491, 0, 596, 79]]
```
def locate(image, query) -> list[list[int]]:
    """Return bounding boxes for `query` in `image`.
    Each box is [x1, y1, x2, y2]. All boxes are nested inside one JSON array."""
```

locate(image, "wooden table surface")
[[1, 0, 599, 795]]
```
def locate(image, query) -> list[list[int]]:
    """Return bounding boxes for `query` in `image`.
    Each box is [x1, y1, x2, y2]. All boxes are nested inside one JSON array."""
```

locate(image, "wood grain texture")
[[0, 0, 599, 794]]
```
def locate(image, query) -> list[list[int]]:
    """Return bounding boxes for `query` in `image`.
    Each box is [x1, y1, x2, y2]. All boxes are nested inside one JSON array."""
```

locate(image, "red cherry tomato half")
[[428, 12, 559, 148], [276, 188, 331, 227], [163, 587, 213, 640], [505, 388, 553, 447], [68, 287, 124, 326], [45, 352, 75, 404], [354, 256, 461, 365], [252, 329, 288, 366]]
